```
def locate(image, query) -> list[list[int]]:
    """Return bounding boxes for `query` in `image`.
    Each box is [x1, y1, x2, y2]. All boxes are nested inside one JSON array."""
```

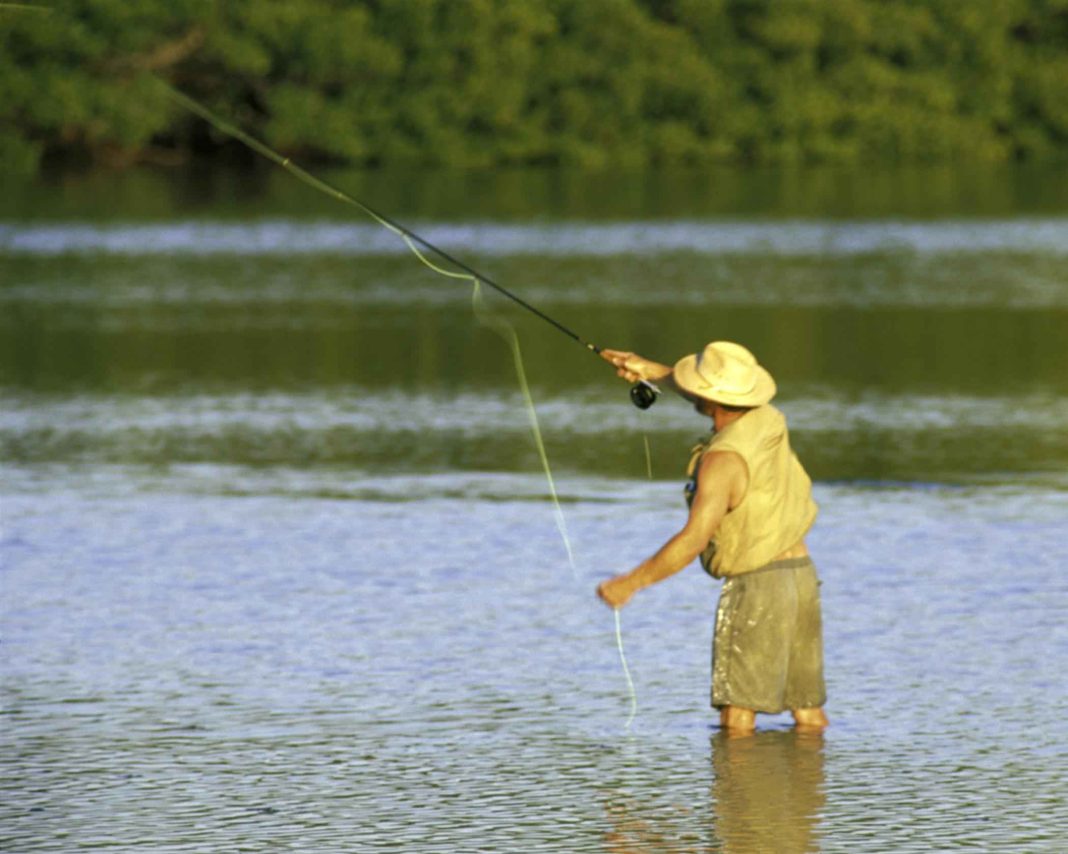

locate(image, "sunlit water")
[[4, 476, 1067, 851], [3, 167, 1068, 850]]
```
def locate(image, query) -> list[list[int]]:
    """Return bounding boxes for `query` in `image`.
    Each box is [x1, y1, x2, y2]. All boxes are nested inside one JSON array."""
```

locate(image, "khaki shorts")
[[712, 556, 826, 714]]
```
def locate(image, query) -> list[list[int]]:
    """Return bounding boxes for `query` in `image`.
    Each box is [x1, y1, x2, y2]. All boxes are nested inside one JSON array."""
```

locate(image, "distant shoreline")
[[5, 0, 1068, 178]]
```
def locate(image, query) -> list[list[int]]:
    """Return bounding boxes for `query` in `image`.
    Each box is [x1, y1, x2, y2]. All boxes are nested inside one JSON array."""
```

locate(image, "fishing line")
[[472, 283, 630, 718], [614, 609, 638, 730], [471, 281, 576, 576], [160, 80, 641, 721], [611, 418, 655, 729]]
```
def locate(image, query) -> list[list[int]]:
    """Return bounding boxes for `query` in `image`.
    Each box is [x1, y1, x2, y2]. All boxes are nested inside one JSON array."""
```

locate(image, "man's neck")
[[713, 406, 750, 434]]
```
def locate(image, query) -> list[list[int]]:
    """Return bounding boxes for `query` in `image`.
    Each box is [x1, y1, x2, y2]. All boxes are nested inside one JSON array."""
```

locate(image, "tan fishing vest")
[[685, 405, 817, 578]]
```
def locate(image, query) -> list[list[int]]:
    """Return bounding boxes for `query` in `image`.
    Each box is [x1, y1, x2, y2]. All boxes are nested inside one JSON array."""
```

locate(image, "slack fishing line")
[[615, 609, 638, 729], [470, 281, 576, 576], [160, 80, 642, 724]]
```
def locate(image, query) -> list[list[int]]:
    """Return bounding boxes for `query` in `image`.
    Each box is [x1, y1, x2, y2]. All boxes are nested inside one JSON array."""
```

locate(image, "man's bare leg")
[[719, 705, 756, 733], [791, 707, 829, 730]]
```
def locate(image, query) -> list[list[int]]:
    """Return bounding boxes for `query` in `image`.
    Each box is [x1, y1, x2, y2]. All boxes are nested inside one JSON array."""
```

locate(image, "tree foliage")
[[3, 0, 1068, 175]]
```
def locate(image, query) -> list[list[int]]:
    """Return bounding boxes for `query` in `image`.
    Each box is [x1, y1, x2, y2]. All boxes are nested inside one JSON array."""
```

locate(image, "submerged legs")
[[719, 705, 756, 733], [791, 707, 829, 730], [718, 705, 829, 733]]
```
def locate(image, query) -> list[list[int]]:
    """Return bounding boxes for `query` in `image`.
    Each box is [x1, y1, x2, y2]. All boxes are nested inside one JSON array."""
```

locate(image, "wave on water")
[[4, 387, 1067, 437], [5, 219, 1068, 257], [4, 391, 1067, 489]]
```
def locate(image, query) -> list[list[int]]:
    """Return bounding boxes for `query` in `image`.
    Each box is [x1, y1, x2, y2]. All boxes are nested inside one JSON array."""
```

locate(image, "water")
[[3, 165, 1068, 851]]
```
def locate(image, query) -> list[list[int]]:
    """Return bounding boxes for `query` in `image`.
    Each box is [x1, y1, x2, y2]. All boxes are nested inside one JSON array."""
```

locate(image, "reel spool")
[[630, 381, 660, 410]]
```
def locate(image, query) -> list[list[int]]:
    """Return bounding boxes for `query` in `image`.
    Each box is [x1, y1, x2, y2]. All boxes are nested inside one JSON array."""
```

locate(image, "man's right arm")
[[596, 450, 745, 608]]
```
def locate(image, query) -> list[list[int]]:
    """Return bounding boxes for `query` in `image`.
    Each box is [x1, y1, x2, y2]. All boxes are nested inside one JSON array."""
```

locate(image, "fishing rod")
[[161, 83, 660, 409]]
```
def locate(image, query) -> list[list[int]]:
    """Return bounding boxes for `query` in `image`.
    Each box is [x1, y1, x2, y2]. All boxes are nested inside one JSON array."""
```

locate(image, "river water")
[[2, 166, 1067, 851]]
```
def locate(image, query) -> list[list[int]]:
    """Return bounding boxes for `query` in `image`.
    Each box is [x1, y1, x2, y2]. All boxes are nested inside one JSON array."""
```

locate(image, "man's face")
[[686, 394, 717, 420]]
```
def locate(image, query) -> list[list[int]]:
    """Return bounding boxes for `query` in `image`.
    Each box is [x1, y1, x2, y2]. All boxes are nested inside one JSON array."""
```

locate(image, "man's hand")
[[600, 349, 671, 385], [597, 573, 635, 609]]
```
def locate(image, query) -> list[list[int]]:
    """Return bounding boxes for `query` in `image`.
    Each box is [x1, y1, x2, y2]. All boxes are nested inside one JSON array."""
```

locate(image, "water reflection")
[[711, 730, 826, 853], [601, 731, 825, 853]]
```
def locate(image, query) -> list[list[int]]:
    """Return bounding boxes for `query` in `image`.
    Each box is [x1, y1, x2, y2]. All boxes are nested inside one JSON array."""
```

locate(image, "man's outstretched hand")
[[597, 574, 635, 609], [599, 349, 667, 385]]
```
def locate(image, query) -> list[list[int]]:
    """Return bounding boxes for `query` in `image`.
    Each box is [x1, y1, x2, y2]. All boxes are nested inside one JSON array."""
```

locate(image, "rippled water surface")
[[3, 166, 1068, 851]]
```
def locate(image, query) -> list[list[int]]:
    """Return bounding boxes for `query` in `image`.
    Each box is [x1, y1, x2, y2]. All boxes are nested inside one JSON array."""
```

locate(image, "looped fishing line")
[[159, 80, 637, 726]]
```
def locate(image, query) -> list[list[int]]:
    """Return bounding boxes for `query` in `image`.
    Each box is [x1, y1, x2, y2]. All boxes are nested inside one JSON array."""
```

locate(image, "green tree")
[[3, 0, 1068, 175]]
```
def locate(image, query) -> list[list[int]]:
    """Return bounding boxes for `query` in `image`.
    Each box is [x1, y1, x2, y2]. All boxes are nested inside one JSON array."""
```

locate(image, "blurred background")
[[3, 0, 1068, 487]]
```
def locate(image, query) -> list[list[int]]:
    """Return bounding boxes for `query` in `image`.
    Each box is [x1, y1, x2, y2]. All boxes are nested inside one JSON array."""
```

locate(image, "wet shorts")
[[712, 556, 826, 714]]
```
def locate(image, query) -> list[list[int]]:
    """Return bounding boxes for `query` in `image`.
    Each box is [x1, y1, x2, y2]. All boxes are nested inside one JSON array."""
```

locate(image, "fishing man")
[[596, 341, 828, 733]]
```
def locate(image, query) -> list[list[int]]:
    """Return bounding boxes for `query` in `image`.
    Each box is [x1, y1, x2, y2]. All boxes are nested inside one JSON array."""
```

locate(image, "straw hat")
[[672, 341, 776, 406]]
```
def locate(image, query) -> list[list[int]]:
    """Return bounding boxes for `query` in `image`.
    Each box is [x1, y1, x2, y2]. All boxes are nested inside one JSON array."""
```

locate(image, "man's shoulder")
[[699, 448, 747, 478]]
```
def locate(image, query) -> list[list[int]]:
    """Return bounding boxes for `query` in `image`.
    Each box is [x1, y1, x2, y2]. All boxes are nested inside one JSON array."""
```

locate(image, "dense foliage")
[[4, 0, 1068, 174]]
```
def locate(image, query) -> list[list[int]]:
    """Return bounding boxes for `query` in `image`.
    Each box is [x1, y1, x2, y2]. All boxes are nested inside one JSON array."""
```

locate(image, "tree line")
[[3, 0, 1067, 176]]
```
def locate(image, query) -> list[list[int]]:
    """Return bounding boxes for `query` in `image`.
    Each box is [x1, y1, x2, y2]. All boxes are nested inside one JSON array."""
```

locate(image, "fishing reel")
[[630, 381, 660, 410]]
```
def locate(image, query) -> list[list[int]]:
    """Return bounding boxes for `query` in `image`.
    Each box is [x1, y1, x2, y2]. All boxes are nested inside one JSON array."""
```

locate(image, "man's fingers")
[[597, 578, 631, 609], [601, 349, 635, 368], [603, 350, 648, 385]]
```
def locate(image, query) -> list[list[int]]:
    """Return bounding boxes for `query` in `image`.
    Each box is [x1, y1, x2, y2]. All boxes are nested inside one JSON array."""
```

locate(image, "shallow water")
[[3, 165, 1068, 850], [4, 478, 1067, 851]]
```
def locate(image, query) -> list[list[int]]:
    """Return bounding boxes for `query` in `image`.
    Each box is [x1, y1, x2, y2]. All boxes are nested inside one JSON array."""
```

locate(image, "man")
[[596, 341, 828, 733]]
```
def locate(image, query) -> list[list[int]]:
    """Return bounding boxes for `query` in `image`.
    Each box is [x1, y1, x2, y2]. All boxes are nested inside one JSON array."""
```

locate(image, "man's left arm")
[[596, 451, 744, 608]]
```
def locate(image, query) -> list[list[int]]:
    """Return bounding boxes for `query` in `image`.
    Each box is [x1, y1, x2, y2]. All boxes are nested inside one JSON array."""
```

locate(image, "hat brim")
[[673, 353, 777, 406]]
